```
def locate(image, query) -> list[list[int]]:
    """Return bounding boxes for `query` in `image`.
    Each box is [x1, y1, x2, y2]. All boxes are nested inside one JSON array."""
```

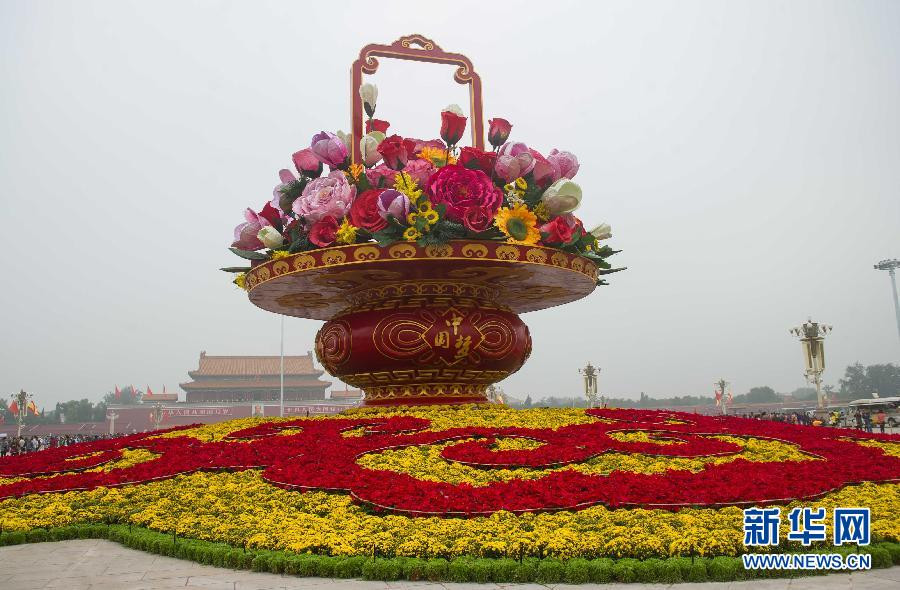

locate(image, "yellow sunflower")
[[418, 146, 457, 167], [495, 204, 541, 245], [403, 227, 422, 241]]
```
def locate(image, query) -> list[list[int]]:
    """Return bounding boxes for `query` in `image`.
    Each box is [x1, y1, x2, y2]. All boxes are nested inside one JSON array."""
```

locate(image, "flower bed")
[[1, 407, 898, 569]]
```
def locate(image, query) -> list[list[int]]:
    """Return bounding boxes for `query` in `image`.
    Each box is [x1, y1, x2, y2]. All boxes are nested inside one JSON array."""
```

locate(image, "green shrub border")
[[0, 525, 896, 583]]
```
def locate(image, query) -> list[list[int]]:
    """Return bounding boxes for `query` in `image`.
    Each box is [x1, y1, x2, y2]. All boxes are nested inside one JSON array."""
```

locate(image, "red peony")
[[459, 147, 497, 173], [540, 214, 580, 245], [440, 110, 467, 146], [488, 117, 512, 148], [377, 135, 416, 170], [462, 205, 494, 233], [308, 215, 339, 247], [349, 189, 388, 232], [425, 165, 503, 222], [365, 119, 390, 134]]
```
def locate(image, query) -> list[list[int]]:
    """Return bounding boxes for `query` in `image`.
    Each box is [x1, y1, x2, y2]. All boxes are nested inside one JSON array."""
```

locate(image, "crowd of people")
[[0, 432, 128, 457], [738, 408, 890, 433]]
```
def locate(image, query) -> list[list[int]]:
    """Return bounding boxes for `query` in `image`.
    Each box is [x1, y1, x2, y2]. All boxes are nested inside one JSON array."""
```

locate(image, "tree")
[[102, 386, 142, 406], [789, 387, 818, 401], [838, 363, 900, 400], [734, 386, 778, 404]]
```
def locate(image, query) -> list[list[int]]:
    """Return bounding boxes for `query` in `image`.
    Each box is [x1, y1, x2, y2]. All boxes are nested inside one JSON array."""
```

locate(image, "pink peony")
[[425, 165, 503, 222], [547, 149, 579, 179], [292, 170, 356, 224], [309, 131, 349, 168]]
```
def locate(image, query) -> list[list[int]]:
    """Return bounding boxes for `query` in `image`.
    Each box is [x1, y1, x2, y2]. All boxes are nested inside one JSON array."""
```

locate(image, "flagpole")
[[280, 316, 285, 418]]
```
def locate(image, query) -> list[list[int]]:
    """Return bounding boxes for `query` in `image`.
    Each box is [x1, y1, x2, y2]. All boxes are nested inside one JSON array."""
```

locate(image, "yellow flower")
[[270, 250, 291, 260], [494, 204, 541, 245], [393, 172, 423, 201], [514, 177, 528, 191], [233, 273, 247, 290], [417, 201, 433, 214], [403, 227, 421, 241], [418, 146, 457, 167], [335, 218, 358, 245], [406, 212, 418, 225], [423, 209, 439, 225], [345, 163, 365, 182], [532, 201, 550, 222]]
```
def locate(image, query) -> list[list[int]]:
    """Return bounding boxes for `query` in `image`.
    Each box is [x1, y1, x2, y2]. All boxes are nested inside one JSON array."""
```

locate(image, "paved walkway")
[[1, 539, 898, 589]]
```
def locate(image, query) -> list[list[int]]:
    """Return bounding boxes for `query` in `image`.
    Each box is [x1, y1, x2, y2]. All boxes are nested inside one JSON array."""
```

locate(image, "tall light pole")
[[790, 318, 832, 415], [714, 379, 730, 415], [151, 402, 164, 430], [874, 259, 900, 352], [579, 363, 599, 408], [9, 390, 32, 439]]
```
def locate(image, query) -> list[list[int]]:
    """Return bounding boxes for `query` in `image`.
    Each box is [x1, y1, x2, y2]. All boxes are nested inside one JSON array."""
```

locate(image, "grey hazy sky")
[[2, 0, 898, 407]]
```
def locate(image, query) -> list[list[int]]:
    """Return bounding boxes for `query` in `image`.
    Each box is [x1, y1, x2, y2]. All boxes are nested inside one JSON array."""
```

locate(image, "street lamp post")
[[9, 390, 32, 439], [790, 318, 833, 415], [714, 379, 730, 415], [874, 259, 900, 352], [579, 363, 599, 408], [107, 410, 120, 435], [151, 402, 164, 430]]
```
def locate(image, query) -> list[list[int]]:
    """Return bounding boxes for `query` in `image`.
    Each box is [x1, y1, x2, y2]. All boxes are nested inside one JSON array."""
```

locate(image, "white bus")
[[847, 396, 900, 428]]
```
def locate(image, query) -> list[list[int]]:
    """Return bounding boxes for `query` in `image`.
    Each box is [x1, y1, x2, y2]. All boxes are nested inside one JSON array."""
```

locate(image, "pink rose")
[[365, 164, 397, 188], [310, 131, 349, 168], [292, 149, 323, 177], [547, 149, 579, 179], [292, 170, 356, 224], [425, 165, 503, 222]]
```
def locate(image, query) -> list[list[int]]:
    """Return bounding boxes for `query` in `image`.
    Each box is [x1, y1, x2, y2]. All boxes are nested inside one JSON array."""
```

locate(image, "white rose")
[[443, 103, 464, 116], [360, 131, 385, 167], [257, 226, 284, 249], [540, 178, 582, 216], [589, 223, 612, 241]]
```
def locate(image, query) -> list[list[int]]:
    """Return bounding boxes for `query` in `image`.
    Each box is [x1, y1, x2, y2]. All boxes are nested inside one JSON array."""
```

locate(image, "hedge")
[[0, 525, 896, 583]]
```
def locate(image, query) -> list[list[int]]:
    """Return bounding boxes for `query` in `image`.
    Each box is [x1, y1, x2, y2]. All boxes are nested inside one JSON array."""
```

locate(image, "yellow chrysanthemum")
[[233, 273, 247, 290], [403, 227, 422, 241], [270, 250, 291, 260], [345, 163, 365, 182], [418, 146, 457, 167], [532, 201, 551, 222], [335, 218, 358, 245], [494, 204, 541, 245], [393, 172, 423, 201]]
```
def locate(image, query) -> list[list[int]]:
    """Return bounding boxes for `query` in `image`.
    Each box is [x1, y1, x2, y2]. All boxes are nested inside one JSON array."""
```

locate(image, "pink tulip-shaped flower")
[[310, 131, 349, 168], [494, 142, 536, 182], [232, 203, 282, 250], [376, 189, 411, 222], [529, 149, 561, 187], [292, 170, 356, 224], [547, 149, 579, 179]]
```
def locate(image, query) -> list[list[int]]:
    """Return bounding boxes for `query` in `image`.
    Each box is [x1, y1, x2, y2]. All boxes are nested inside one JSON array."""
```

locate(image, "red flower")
[[488, 118, 512, 148], [349, 190, 388, 232], [459, 147, 497, 173], [308, 216, 339, 247], [462, 205, 494, 233], [425, 165, 503, 222], [440, 110, 467, 146], [365, 119, 390, 134], [540, 214, 580, 245], [377, 135, 416, 170]]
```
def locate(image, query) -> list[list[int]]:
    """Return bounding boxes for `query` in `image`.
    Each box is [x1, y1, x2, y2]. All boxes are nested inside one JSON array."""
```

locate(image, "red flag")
[[9, 401, 19, 416], [27, 400, 38, 415], [146, 385, 153, 397], [714, 390, 722, 406], [115, 385, 121, 400]]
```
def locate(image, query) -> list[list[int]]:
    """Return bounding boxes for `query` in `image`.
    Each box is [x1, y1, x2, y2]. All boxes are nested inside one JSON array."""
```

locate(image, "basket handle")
[[351, 34, 484, 163]]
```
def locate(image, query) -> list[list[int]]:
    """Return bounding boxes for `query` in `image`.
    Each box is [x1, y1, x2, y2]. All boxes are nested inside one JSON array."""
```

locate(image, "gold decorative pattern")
[[340, 369, 510, 387], [315, 321, 352, 369], [293, 254, 316, 270], [461, 243, 488, 258], [353, 245, 380, 261], [321, 250, 347, 265], [425, 244, 453, 258], [525, 248, 548, 264], [363, 382, 488, 401], [550, 252, 569, 268], [272, 260, 290, 276], [495, 245, 520, 260], [388, 243, 418, 259]]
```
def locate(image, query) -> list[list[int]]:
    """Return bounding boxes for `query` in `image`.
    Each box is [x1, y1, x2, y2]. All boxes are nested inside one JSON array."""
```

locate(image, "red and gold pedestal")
[[245, 241, 598, 406]]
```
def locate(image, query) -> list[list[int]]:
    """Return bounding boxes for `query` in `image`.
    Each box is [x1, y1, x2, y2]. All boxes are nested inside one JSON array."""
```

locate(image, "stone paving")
[[1, 539, 898, 589]]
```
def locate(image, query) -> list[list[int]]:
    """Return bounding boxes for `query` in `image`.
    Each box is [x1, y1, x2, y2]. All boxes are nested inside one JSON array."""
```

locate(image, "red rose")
[[462, 205, 494, 233], [308, 215, 339, 247], [459, 147, 497, 173], [440, 110, 467, 146], [365, 119, 390, 134], [377, 135, 416, 170], [540, 214, 579, 245], [425, 164, 503, 222], [349, 190, 388, 232], [488, 118, 512, 148]]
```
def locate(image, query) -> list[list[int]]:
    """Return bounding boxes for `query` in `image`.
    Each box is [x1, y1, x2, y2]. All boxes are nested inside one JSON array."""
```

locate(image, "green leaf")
[[229, 247, 268, 260], [219, 266, 251, 273]]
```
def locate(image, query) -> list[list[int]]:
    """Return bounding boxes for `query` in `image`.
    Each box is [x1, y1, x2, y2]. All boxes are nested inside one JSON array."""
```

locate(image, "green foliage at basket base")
[[0, 525, 897, 583]]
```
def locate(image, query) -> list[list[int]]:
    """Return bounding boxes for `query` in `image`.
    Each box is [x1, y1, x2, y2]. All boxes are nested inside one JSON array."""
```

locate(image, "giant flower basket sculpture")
[[225, 35, 622, 405]]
